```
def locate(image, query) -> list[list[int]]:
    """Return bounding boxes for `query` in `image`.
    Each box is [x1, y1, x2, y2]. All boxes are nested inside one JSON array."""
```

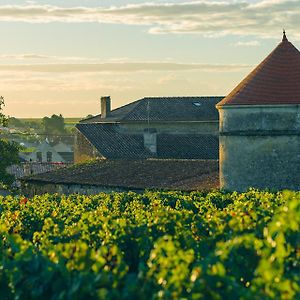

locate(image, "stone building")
[[75, 96, 223, 163], [19, 141, 74, 163], [216, 32, 300, 191], [21, 159, 218, 196]]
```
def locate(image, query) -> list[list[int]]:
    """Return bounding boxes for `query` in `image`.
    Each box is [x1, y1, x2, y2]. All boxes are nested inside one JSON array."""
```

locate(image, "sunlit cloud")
[[1, 63, 250, 117], [0, 1, 298, 38], [234, 40, 260, 47], [0, 62, 252, 73]]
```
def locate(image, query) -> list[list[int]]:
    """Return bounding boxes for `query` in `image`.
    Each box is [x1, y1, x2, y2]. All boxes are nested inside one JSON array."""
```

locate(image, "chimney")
[[144, 128, 157, 154], [101, 96, 111, 118]]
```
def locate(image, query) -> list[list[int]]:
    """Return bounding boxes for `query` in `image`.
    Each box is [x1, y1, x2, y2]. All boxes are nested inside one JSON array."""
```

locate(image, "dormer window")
[[193, 102, 202, 107]]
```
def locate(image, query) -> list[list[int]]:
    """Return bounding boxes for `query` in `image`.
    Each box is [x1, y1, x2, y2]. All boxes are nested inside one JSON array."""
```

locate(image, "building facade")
[[217, 33, 300, 191], [75, 96, 222, 163]]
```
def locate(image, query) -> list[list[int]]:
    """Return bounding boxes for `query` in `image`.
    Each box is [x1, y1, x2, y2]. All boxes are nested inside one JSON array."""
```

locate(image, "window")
[[36, 152, 42, 162], [46, 151, 52, 162], [193, 102, 202, 107]]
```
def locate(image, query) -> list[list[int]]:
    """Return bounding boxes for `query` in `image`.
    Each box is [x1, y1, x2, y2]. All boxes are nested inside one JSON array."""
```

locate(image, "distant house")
[[75, 96, 223, 163], [52, 142, 74, 163], [21, 159, 219, 196], [7, 162, 69, 188], [20, 140, 74, 163]]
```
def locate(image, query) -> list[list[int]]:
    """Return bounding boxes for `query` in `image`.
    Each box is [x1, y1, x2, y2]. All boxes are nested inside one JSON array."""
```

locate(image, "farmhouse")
[[21, 159, 218, 196], [19, 140, 74, 163], [21, 33, 300, 194], [217, 32, 300, 191], [75, 96, 222, 163]]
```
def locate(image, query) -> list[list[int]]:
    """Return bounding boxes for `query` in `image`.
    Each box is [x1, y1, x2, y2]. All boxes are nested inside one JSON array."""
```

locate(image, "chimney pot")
[[101, 96, 111, 118]]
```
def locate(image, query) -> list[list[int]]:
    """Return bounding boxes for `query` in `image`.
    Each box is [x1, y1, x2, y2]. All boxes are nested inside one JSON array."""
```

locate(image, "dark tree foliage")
[[42, 114, 66, 135], [0, 97, 20, 188], [0, 96, 8, 127], [8, 117, 24, 128], [0, 140, 19, 187]]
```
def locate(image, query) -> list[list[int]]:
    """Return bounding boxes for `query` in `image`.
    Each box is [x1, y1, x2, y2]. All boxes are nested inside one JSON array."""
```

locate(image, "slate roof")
[[8, 162, 69, 179], [76, 123, 219, 160], [217, 33, 300, 106], [77, 124, 150, 159], [158, 134, 218, 159], [21, 159, 219, 191], [57, 152, 74, 163], [82, 96, 223, 123]]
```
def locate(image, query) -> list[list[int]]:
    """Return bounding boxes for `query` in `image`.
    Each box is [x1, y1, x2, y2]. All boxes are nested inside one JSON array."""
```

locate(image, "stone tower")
[[216, 32, 300, 191]]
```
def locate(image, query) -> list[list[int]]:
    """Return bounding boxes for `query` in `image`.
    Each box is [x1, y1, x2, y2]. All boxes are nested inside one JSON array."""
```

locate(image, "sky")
[[0, 0, 299, 117]]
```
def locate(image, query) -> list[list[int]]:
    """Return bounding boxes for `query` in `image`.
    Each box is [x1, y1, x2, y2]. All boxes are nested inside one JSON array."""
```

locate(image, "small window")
[[36, 152, 42, 162], [46, 151, 52, 162], [193, 102, 202, 107]]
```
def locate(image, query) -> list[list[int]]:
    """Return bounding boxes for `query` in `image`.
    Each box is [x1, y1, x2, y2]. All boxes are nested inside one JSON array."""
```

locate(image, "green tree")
[[8, 117, 24, 128], [0, 97, 19, 189], [42, 114, 66, 135], [0, 96, 8, 127]]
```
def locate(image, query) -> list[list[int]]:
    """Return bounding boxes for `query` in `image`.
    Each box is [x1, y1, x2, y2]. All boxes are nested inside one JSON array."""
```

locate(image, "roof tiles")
[[82, 96, 223, 123], [217, 34, 300, 106], [22, 159, 219, 191], [76, 124, 219, 160]]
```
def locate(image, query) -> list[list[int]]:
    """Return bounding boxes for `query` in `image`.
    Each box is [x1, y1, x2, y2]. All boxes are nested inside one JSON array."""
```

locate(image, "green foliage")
[[42, 114, 66, 135], [0, 140, 20, 187], [0, 97, 20, 188], [8, 117, 24, 128], [0, 190, 299, 299], [0, 96, 9, 127]]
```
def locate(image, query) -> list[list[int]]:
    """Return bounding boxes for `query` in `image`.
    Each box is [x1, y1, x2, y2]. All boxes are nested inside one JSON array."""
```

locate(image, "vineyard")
[[0, 190, 299, 299]]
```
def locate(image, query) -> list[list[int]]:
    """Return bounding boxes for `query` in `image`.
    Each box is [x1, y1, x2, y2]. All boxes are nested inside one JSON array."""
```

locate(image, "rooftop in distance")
[[82, 96, 224, 123], [217, 32, 300, 106], [21, 159, 219, 191]]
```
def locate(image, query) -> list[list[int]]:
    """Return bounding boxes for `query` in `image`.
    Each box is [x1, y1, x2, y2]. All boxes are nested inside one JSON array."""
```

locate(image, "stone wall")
[[74, 130, 103, 163], [21, 181, 132, 197], [219, 105, 300, 191], [220, 134, 300, 191]]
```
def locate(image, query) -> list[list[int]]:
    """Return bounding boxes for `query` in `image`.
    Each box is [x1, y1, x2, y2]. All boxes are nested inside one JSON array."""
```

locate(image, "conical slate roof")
[[217, 33, 300, 106]]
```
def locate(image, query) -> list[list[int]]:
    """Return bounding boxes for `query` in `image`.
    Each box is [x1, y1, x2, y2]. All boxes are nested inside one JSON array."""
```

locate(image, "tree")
[[8, 117, 25, 128], [42, 114, 66, 135], [0, 97, 19, 189], [0, 96, 8, 127]]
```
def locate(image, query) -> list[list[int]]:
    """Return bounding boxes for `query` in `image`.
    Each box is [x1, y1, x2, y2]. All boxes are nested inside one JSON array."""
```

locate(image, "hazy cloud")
[[0, 1, 298, 38], [0, 62, 252, 73], [234, 40, 260, 47], [0, 53, 50, 60], [0, 53, 105, 62]]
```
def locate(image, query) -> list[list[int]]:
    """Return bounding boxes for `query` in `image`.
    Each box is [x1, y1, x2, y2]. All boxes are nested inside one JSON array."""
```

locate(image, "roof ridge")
[[142, 96, 223, 99], [217, 36, 300, 106], [119, 98, 145, 121]]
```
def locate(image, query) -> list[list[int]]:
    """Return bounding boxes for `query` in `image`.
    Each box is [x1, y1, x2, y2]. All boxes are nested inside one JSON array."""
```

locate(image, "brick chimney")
[[101, 96, 111, 118], [144, 128, 157, 154]]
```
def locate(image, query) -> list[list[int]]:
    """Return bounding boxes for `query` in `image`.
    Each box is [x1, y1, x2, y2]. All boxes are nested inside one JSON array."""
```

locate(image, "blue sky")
[[0, 0, 297, 117]]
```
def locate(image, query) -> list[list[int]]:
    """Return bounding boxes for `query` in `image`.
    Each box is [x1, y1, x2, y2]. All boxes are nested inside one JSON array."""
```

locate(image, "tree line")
[[0, 97, 19, 189]]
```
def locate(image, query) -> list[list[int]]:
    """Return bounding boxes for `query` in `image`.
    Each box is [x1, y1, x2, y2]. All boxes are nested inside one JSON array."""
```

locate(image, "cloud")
[[0, 62, 252, 73], [0, 1, 298, 38], [0, 53, 104, 62], [0, 53, 50, 60], [0, 70, 139, 92], [234, 40, 260, 47]]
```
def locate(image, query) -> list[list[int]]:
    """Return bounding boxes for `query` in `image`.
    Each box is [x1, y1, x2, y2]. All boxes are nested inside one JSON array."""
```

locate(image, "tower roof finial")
[[282, 29, 288, 42]]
